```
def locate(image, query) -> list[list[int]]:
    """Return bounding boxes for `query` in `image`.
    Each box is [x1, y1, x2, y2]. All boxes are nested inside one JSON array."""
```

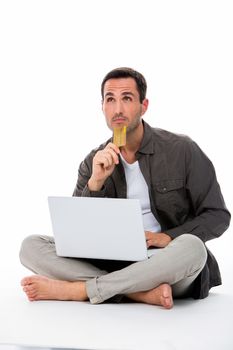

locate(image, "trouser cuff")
[[86, 277, 124, 304], [86, 278, 104, 304]]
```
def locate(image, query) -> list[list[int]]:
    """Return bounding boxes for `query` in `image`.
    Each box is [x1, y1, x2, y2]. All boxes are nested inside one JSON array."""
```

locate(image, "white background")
[[0, 0, 232, 293]]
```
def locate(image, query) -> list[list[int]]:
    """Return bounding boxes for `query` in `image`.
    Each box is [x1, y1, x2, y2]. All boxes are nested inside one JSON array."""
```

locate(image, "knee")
[[19, 234, 41, 265], [176, 234, 207, 268]]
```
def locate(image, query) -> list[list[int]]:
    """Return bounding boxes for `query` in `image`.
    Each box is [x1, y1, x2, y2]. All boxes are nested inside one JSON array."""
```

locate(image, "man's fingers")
[[106, 142, 120, 154], [96, 153, 112, 169], [145, 231, 159, 247], [146, 233, 172, 248], [146, 239, 154, 247], [104, 148, 119, 165], [145, 231, 154, 240], [95, 149, 119, 168], [105, 143, 120, 164]]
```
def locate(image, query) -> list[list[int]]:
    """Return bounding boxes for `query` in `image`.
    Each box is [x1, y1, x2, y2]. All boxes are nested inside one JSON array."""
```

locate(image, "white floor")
[[0, 347, 63, 350], [1, 263, 233, 350], [0, 347, 77, 350]]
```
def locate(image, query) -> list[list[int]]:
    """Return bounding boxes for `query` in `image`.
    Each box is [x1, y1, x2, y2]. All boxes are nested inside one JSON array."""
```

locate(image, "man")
[[20, 67, 230, 309]]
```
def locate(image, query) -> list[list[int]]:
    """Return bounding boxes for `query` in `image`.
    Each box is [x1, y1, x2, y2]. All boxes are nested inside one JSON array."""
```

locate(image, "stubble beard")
[[126, 114, 142, 135], [106, 106, 143, 133]]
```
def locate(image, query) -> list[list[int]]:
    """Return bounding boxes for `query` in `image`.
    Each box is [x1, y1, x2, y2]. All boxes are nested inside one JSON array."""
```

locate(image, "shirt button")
[[163, 187, 167, 191]]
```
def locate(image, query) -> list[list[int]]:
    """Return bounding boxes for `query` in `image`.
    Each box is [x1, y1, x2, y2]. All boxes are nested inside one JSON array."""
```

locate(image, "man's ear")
[[141, 98, 149, 116]]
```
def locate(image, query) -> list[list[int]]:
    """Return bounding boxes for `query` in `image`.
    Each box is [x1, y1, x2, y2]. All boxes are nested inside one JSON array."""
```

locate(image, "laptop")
[[48, 196, 158, 261]]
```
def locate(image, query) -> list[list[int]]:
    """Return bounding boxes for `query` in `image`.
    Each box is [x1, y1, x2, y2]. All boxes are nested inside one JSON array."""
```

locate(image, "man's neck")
[[120, 122, 144, 163]]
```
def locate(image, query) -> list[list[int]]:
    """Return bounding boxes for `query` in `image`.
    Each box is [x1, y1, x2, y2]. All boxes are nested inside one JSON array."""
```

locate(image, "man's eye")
[[106, 97, 114, 102], [123, 96, 132, 101]]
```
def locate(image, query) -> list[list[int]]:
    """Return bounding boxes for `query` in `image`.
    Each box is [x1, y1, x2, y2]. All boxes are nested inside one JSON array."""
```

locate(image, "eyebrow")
[[104, 91, 135, 98]]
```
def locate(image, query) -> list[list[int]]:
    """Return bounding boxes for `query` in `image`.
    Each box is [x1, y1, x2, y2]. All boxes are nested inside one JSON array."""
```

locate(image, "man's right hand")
[[88, 142, 120, 191]]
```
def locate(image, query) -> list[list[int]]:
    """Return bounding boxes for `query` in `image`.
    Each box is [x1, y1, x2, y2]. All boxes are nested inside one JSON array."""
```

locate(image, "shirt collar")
[[137, 119, 155, 155]]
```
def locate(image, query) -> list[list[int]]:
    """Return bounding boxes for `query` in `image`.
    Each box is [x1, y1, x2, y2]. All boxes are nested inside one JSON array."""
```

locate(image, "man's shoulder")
[[151, 126, 191, 142], [147, 124, 208, 162], [148, 124, 193, 150]]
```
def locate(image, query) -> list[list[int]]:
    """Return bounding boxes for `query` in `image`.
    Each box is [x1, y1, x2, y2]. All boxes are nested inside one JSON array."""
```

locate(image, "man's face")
[[102, 78, 148, 133]]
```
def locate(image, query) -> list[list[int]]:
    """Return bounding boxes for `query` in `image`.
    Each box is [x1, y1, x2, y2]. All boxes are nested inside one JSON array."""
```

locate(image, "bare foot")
[[127, 284, 173, 309], [21, 275, 88, 302]]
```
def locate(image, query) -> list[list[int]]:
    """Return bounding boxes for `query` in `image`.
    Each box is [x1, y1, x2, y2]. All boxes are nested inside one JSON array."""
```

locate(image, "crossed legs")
[[20, 234, 207, 308]]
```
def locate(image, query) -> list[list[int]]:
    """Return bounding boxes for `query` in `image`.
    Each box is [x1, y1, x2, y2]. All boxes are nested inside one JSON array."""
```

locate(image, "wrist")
[[88, 177, 105, 192]]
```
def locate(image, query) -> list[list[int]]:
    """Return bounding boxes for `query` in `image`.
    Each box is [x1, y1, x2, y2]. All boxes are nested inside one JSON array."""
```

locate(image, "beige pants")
[[19, 233, 207, 304]]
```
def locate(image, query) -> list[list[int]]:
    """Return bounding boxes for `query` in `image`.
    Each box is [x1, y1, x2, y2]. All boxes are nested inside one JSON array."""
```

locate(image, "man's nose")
[[115, 100, 124, 114]]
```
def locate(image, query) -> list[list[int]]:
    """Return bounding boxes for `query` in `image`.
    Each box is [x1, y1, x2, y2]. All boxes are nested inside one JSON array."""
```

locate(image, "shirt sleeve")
[[165, 140, 231, 242], [72, 152, 106, 198]]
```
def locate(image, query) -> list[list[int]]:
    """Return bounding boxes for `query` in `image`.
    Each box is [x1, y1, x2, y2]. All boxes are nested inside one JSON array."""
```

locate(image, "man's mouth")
[[112, 117, 127, 124]]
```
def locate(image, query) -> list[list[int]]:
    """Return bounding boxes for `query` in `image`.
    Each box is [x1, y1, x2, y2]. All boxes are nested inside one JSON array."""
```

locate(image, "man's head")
[[101, 67, 147, 103], [101, 67, 149, 133]]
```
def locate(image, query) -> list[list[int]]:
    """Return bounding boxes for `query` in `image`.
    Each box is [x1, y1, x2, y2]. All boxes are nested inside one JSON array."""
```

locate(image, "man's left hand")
[[145, 231, 172, 248]]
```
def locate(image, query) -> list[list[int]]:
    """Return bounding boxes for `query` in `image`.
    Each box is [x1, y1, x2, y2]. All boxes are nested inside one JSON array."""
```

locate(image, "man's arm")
[[165, 140, 231, 243], [73, 142, 120, 197]]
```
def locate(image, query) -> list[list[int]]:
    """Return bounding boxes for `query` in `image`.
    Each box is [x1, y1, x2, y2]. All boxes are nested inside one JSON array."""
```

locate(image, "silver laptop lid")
[[48, 196, 148, 261]]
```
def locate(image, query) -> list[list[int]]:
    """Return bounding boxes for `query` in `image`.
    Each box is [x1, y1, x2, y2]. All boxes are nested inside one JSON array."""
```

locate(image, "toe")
[[164, 297, 173, 309], [21, 276, 35, 286], [27, 290, 37, 298], [24, 284, 35, 292], [21, 278, 28, 286]]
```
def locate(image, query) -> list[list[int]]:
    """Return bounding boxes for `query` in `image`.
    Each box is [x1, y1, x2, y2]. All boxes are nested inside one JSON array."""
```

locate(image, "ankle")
[[72, 281, 88, 301]]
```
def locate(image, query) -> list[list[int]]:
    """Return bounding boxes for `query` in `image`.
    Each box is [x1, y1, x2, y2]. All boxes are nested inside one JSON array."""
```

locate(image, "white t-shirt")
[[120, 154, 161, 233]]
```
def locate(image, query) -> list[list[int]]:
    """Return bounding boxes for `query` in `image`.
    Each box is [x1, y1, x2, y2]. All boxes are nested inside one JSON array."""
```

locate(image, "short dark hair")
[[101, 67, 147, 103]]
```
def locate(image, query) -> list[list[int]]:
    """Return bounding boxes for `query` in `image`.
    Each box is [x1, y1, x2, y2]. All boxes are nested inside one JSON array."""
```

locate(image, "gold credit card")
[[113, 126, 127, 147]]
